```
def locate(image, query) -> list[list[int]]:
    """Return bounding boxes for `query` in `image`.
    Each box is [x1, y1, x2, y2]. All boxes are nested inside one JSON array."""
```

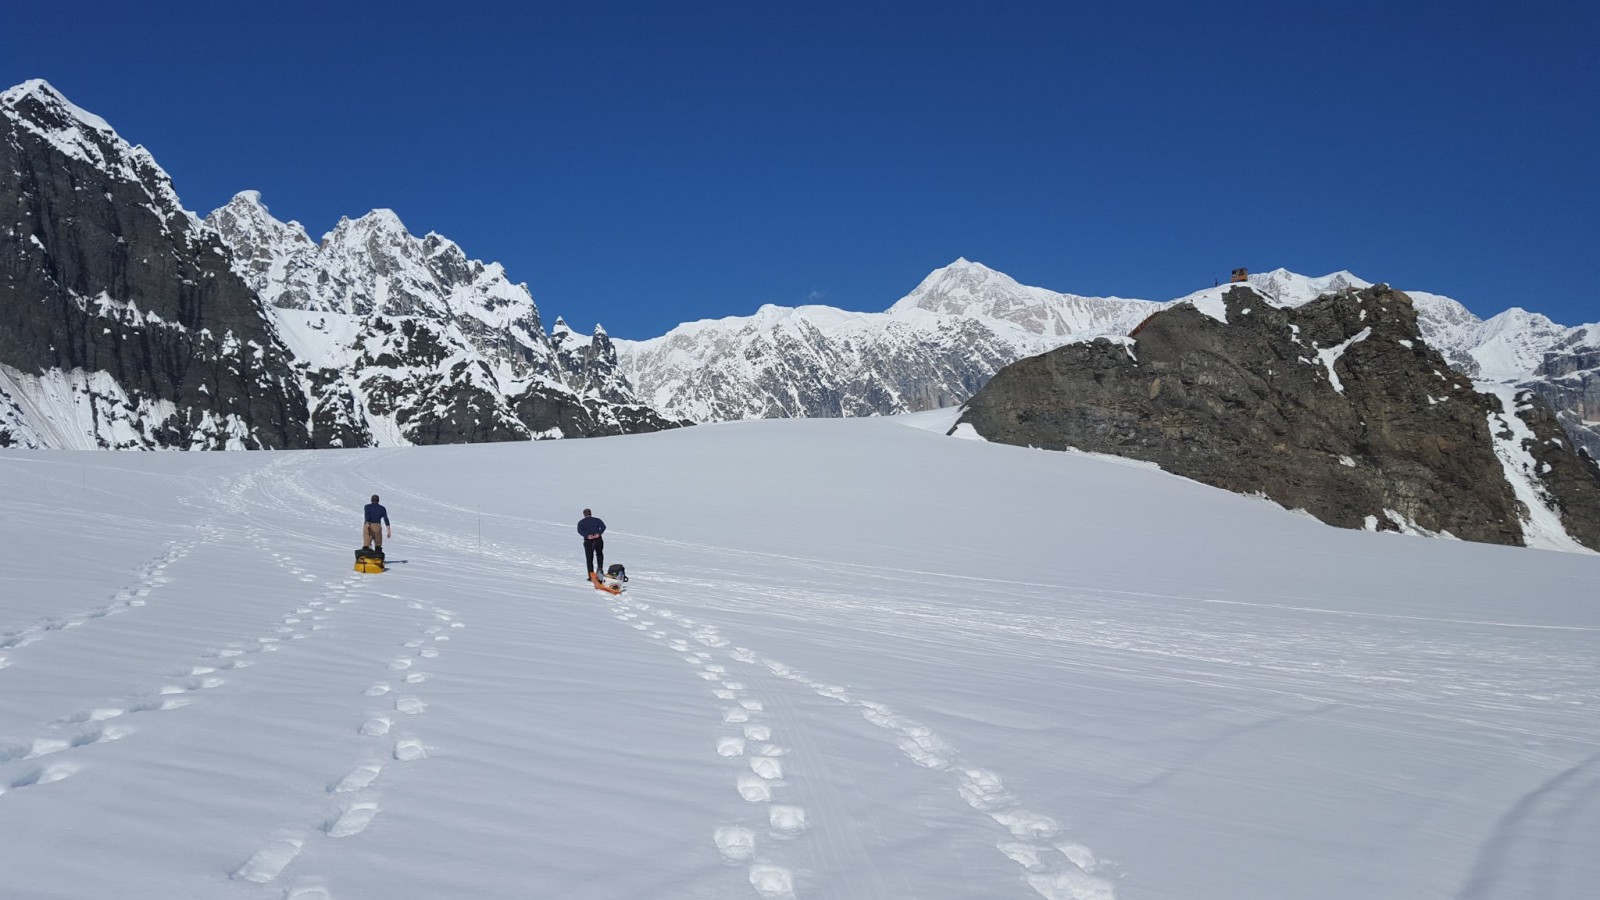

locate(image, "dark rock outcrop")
[[1, 80, 311, 449], [1, 81, 680, 449], [957, 285, 1600, 549]]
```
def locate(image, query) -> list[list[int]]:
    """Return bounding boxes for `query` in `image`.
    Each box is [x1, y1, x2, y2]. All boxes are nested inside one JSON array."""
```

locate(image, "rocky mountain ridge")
[[616, 259, 1162, 421], [4, 75, 1594, 479], [0, 79, 674, 449], [1167, 274, 1600, 460], [205, 190, 675, 447], [618, 263, 1600, 463], [0, 79, 311, 449], [955, 284, 1600, 552]]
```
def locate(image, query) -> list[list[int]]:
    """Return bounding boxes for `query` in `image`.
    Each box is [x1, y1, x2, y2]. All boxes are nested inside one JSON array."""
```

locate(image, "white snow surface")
[[2, 417, 1597, 900]]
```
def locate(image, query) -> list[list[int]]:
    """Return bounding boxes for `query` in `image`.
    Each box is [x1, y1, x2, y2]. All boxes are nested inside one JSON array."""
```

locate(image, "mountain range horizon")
[[5, 73, 1599, 552], [4, 77, 1591, 343]]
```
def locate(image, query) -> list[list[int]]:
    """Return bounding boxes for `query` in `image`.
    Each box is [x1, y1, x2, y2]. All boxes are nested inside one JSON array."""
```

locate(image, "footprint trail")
[[606, 592, 1118, 900]]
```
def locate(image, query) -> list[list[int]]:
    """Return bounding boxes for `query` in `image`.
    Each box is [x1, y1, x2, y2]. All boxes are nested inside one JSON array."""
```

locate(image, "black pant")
[[584, 537, 604, 574]]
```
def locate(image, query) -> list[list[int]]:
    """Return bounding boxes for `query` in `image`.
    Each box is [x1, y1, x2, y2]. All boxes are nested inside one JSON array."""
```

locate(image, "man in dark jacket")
[[577, 508, 606, 578], [364, 495, 391, 551]]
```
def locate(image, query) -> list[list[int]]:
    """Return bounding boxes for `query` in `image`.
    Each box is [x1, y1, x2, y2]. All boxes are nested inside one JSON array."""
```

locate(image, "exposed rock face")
[[958, 285, 1600, 550], [1527, 330, 1600, 461], [0, 80, 311, 449]]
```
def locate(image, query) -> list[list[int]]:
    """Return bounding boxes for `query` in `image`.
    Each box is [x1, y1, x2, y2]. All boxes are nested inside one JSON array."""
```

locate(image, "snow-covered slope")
[[887, 257, 1157, 337], [2, 415, 1597, 900], [615, 265, 1416, 424], [617, 259, 1161, 421]]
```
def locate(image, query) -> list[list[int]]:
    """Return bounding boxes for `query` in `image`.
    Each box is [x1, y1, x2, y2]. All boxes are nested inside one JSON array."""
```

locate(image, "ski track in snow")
[[1457, 748, 1600, 900], [18, 454, 1113, 900], [604, 589, 1116, 900], [641, 554, 1600, 746], [8, 444, 1596, 897]]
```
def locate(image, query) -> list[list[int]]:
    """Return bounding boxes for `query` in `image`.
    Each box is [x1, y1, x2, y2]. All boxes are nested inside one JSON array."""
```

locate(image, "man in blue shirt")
[[364, 495, 391, 552], [577, 508, 606, 579]]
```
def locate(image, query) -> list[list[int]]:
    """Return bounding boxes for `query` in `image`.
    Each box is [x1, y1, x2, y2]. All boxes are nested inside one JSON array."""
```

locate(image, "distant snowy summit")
[[0, 79, 676, 449], [616, 259, 1159, 422], [619, 261, 1600, 462]]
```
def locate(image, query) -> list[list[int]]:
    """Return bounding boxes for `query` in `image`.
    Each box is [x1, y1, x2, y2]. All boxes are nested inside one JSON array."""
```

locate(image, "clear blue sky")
[[6, 1, 1595, 338]]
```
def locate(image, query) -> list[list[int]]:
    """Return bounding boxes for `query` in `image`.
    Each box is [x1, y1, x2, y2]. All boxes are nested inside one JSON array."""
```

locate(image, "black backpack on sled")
[[354, 546, 386, 573], [605, 563, 628, 583]]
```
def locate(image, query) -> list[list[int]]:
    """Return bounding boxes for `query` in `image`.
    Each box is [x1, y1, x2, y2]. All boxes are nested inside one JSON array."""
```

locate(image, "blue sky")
[[6, 1, 1595, 338]]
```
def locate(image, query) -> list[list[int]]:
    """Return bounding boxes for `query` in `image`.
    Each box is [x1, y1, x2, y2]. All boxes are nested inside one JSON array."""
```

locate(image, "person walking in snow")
[[578, 508, 606, 579], [363, 495, 391, 552]]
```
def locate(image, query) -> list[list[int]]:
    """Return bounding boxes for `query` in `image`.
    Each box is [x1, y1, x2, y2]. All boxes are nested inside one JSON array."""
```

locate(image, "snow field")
[[1, 412, 1598, 900]]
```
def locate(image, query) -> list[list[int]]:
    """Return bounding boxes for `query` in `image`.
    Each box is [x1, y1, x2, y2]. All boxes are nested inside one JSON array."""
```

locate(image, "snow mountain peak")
[[350, 207, 409, 234], [1, 78, 117, 138], [0, 79, 193, 235], [890, 258, 1027, 316]]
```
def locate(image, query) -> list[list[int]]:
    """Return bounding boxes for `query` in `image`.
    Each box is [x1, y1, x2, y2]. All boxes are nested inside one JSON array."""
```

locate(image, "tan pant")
[[363, 522, 384, 550]]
